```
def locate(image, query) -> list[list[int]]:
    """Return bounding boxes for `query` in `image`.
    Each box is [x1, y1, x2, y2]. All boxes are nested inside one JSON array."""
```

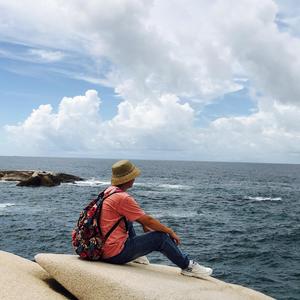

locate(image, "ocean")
[[0, 156, 299, 299]]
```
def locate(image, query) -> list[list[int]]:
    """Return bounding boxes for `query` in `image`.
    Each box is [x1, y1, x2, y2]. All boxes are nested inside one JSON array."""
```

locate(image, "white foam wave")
[[93, 182, 190, 190], [65, 180, 190, 190], [158, 184, 190, 190], [150, 211, 199, 218], [65, 179, 110, 187], [245, 196, 282, 201], [132, 183, 148, 187], [0, 203, 15, 209]]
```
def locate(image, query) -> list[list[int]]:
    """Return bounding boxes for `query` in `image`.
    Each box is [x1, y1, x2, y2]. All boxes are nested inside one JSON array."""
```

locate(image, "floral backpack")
[[71, 187, 127, 260]]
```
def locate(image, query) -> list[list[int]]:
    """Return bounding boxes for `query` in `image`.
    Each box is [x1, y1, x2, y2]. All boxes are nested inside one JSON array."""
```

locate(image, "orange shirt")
[[100, 186, 145, 259]]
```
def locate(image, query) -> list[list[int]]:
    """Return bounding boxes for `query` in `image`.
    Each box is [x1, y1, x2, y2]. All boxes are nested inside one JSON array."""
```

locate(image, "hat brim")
[[111, 167, 141, 186]]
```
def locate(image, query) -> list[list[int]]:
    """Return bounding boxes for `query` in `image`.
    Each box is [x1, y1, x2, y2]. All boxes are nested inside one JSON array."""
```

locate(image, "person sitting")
[[100, 159, 213, 278]]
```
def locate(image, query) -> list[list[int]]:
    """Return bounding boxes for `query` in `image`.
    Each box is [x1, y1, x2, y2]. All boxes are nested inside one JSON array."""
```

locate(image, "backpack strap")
[[103, 216, 128, 241], [95, 188, 128, 238]]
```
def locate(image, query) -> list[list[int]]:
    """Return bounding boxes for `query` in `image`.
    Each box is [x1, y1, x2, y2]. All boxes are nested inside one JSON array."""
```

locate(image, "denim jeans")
[[103, 222, 190, 269]]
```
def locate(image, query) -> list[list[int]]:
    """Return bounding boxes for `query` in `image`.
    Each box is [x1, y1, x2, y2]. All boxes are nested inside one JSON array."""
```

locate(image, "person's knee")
[[152, 231, 168, 239], [151, 231, 170, 249]]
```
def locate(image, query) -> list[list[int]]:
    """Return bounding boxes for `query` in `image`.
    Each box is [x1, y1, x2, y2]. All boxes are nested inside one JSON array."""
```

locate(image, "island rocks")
[[0, 171, 84, 187], [0, 170, 33, 182]]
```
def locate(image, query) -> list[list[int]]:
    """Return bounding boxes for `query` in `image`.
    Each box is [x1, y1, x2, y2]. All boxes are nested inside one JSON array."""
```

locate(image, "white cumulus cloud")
[[6, 90, 300, 162], [2, 0, 300, 162], [6, 90, 101, 152], [5, 90, 197, 157]]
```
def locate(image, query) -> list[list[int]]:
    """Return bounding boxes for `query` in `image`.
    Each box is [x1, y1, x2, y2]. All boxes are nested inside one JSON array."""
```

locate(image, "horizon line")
[[0, 155, 299, 166]]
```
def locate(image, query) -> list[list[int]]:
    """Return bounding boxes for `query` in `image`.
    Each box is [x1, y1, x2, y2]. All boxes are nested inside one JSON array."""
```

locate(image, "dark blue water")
[[1, 157, 300, 299]]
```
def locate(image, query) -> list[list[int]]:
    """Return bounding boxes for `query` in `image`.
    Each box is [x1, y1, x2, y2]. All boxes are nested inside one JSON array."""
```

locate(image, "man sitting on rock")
[[99, 159, 213, 279]]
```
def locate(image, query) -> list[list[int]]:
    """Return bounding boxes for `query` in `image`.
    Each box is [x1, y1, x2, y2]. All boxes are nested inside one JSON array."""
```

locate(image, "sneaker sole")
[[181, 270, 212, 279]]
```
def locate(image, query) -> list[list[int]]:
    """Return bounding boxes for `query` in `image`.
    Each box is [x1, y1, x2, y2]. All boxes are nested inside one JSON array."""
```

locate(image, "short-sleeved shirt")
[[99, 186, 145, 259]]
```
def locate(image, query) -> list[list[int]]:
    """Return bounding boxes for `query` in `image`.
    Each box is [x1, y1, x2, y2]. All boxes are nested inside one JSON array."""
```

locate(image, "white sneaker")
[[181, 260, 212, 279], [132, 256, 150, 265]]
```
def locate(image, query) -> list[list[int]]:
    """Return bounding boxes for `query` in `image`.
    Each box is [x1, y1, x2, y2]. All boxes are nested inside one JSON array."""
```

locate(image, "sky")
[[1, 0, 300, 163]]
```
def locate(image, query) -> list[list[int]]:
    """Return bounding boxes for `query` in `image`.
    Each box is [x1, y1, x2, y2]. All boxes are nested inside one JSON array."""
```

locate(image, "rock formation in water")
[[0, 170, 83, 187]]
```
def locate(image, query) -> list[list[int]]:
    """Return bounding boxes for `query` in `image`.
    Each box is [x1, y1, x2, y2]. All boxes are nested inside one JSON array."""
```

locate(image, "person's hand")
[[142, 225, 152, 232], [169, 230, 181, 245]]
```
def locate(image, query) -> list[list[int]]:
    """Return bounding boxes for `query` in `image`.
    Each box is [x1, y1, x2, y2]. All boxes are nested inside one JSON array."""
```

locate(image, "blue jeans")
[[103, 222, 190, 269]]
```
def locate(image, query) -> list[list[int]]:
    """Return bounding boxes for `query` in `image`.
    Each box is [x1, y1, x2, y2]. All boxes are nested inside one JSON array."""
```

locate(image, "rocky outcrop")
[[35, 253, 275, 300], [0, 171, 83, 187], [0, 250, 275, 300], [0, 170, 34, 182], [0, 251, 75, 300]]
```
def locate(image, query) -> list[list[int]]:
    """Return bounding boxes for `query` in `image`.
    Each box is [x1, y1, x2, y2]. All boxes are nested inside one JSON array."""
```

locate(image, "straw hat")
[[111, 160, 141, 186]]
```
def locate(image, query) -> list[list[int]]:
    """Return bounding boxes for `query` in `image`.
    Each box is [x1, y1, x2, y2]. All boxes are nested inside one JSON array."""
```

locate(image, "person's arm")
[[136, 214, 181, 245]]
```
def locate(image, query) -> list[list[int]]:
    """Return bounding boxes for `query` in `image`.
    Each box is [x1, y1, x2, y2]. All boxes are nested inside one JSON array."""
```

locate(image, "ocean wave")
[[244, 196, 282, 201], [0, 203, 15, 209], [135, 183, 190, 189], [158, 184, 190, 190], [150, 211, 200, 219], [64, 179, 111, 187], [64, 180, 190, 190]]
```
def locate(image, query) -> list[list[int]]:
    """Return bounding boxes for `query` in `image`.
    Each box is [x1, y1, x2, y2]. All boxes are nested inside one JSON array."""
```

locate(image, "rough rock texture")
[[35, 253, 274, 300], [0, 170, 33, 181], [0, 170, 83, 187], [0, 251, 76, 300]]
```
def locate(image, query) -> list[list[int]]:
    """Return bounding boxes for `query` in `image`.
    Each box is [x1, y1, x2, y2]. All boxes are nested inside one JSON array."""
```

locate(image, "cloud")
[[28, 49, 64, 62], [2, 0, 300, 162], [0, 0, 243, 102], [196, 98, 300, 162], [0, 45, 64, 64], [2, 0, 300, 105], [274, 0, 300, 36], [5, 90, 196, 155], [106, 93, 196, 151], [5, 90, 300, 162], [5, 90, 101, 152]]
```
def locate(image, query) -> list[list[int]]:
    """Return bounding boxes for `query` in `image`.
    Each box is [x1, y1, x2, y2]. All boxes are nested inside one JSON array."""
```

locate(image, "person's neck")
[[115, 179, 134, 191], [116, 184, 128, 192]]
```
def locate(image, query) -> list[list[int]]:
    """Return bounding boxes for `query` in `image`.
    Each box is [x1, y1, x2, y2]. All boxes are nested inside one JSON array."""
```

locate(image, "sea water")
[[0, 156, 299, 299]]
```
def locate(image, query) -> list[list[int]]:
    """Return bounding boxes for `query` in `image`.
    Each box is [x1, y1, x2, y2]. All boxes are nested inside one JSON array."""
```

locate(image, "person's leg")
[[103, 231, 189, 269]]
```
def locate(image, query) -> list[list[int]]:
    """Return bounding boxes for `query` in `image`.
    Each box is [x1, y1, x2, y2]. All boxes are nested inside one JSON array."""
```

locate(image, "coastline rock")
[[35, 253, 275, 300], [0, 251, 76, 300], [0, 170, 83, 187], [0, 170, 34, 181]]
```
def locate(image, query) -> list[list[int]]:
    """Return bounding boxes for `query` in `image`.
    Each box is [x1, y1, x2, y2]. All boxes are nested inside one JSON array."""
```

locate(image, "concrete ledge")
[[35, 253, 274, 300], [0, 251, 75, 300]]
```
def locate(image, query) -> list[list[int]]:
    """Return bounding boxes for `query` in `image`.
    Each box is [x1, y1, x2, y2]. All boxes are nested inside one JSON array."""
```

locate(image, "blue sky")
[[1, 0, 300, 163], [0, 40, 119, 125]]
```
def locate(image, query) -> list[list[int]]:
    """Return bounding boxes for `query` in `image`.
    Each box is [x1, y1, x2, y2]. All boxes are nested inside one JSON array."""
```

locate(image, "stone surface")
[[0, 170, 34, 181], [35, 253, 274, 300], [0, 251, 76, 300], [0, 170, 83, 187]]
